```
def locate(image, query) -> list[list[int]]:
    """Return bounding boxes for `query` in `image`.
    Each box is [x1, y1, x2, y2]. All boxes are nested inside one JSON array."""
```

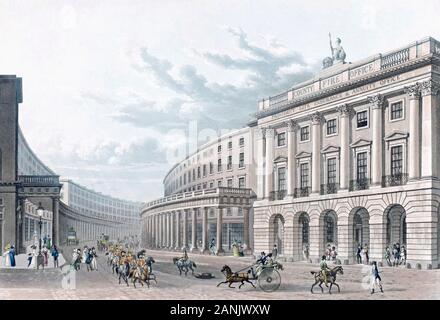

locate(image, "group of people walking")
[[71, 246, 98, 271], [356, 243, 370, 264]]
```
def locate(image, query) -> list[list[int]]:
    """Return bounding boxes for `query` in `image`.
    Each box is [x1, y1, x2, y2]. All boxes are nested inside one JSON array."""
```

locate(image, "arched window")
[[325, 213, 335, 243], [300, 214, 309, 244]]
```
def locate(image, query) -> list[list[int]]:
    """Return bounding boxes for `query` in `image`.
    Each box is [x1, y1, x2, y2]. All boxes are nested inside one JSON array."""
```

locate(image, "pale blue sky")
[[1, 0, 439, 201]]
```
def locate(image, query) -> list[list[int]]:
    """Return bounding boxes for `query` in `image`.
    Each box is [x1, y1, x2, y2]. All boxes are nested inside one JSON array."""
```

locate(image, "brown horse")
[[310, 265, 344, 294], [217, 265, 256, 289], [132, 265, 151, 288]]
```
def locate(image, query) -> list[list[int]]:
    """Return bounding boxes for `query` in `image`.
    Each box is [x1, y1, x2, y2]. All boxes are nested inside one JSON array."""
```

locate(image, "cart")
[[235, 260, 283, 292]]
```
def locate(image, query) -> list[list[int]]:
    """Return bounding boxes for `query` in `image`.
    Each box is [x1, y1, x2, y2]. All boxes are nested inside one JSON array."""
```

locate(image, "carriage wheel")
[[258, 268, 281, 292]]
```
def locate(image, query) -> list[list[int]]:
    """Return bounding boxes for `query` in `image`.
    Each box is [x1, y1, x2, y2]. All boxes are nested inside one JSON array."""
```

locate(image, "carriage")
[[218, 260, 283, 292], [67, 227, 79, 246]]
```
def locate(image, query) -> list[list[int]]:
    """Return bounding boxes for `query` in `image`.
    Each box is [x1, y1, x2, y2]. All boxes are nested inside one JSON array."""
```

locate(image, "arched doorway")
[[322, 210, 337, 253], [385, 204, 406, 247], [298, 212, 310, 260], [349, 207, 370, 262], [269, 214, 284, 255]]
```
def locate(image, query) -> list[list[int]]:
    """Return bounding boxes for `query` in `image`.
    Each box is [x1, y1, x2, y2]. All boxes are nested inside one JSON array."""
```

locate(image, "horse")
[[172, 257, 197, 276], [217, 265, 256, 289], [310, 265, 344, 294], [111, 255, 120, 274], [118, 261, 130, 287]]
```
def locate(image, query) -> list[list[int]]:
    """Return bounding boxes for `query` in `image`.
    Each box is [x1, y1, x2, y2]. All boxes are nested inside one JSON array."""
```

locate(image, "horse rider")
[[320, 255, 331, 287], [181, 247, 189, 262]]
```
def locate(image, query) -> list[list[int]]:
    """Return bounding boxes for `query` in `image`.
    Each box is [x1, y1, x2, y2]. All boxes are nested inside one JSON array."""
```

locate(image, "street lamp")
[[36, 202, 45, 270]]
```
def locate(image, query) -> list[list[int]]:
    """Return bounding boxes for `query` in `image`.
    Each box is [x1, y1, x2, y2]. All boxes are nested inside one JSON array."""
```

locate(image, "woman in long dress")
[[9, 246, 16, 267], [2, 245, 11, 267], [29, 246, 37, 268]]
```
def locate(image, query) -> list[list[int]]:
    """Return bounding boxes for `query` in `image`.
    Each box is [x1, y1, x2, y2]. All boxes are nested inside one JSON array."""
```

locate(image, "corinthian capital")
[[336, 104, 353, 117], [256, 127, 266, 140], [420, 79, 440, 97], [368, 94, 384, 109], [309, 112, 324, 125], [404, 83, 421, 99], [286, 120, 299, 132], [265, 127, 275, 138]]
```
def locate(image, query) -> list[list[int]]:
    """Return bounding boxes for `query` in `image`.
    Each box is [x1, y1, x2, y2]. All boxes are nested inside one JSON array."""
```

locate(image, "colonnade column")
[[182, 209, 188, 249], [337, 104, 352, 191], [216, 208, 224, 255], [243, 207, 252, 254], [257, 128, 266, 199], [405, 83, 421, 180], [155, 214, 159, 248], [264, 128, 274, 199], [52, 197, 59, 247], [369, 94, 384, 187], [287, 120, 298, 196], [169, 212, 174, 249], [175, 210, 180, 250], [201, 207, 209, 254], [161, 213, 165, 247], [191, 208, 198, 252], [421, 79, 440, 178], [310, 112, 323, 194]]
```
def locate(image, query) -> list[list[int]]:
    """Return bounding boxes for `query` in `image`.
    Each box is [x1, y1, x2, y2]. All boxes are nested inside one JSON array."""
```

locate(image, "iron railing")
[[294, 187, 311, 198], [320, 183, 339, 195], [382, 173, 408, 187], [349, 178, 370, 191], [269, 190, 287, 201]]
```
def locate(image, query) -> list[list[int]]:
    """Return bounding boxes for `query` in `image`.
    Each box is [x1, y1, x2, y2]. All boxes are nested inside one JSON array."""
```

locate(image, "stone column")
[[264, 128, 275, 199], [405, 83, 421, 180], [201, 207, 209, 254], [182, 210, 188, 249], [52, 197, 59, 247], [155, 214, 159, 248], [310, 112, 323, 194], [369, 94, 384, 187], [216, 208, 224, 255], [161, 213, 165, 248], [175, 210, 180, 249], [421, 80, 440, 178], [257, 128, 266, 199], [287, 120, 298, 196], [170, 212, 174, 250], [243, 207, 252, 254], [337, 104, 352, 191], [191, 208, 198, 252]]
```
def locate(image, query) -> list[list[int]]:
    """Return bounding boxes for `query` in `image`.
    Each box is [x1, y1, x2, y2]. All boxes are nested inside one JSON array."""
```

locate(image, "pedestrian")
[[356, 244, 362, 264], [400, 245, 407, 266], [370, 261, 383, 294], [272, 244, 278, 261], [9, 245, 16, 267], [42, 245, 49, 266], [364, 244, 369, 265], [385, 246, 392, 266], [392, 244, 399, 266], [209, 238, 216, 255], [51, 245, 59, 268], [331, 246, 337, 262]]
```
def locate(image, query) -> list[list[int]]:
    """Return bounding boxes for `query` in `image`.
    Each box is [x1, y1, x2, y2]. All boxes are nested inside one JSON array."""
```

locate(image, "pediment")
[[384, 131, 409, 142], [296, 151, 312, 159], [350, 138, 372, 148], [274, 156, 288, 163], [321, 145, 340, 154]]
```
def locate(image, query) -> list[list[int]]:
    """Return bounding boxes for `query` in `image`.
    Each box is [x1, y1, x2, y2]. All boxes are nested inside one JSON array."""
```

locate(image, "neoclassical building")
[[142, 36, 440, 269]]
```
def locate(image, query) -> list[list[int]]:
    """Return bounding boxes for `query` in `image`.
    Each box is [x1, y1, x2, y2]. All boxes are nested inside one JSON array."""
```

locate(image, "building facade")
[[0, 76, 141, 252], [141, 127, 257, 253], [142, 37, 440, 269]]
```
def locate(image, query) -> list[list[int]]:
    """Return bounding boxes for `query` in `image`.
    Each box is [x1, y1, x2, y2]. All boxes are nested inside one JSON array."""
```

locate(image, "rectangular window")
[[238, 177, 245, 189], [203, 164, 207, 177], [356, 152, 368, 180], [217, 180, 222, 187], [227, 155, 232, 170], [300, 126, 310, 141], [357, 110, 368, 128], [228, 141, 232, 149], [278, 167, 286, 191], [218, 145, 222, 153], [197, 167, 201, 179], [239, 137, 244, 146], [188, 171, 191, 183], [277, 132, 286, 146], [300, 163, 309, 188], [210, 182, 214, 188], [239, 152, 244, 168], [217, 159, 222, 172], [192, 169, 195, 181], [327, 119, 337, 135], [227, 179, 233, 188], [391, 145, 403, 176], [390, 101, 403, 120], [209, 162, 213, 174], [327, 158, 337, 184]]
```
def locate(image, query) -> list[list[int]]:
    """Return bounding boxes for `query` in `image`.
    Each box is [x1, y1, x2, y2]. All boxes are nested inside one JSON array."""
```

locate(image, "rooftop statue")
[[322, 33, 346, 69]]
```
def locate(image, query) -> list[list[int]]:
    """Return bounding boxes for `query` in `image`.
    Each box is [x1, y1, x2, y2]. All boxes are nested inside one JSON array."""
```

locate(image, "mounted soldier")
[[320, 255, 331, 287]]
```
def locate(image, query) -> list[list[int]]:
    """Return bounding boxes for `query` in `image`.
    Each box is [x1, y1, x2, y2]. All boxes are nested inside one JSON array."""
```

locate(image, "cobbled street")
[[0, 249, 439, 300]]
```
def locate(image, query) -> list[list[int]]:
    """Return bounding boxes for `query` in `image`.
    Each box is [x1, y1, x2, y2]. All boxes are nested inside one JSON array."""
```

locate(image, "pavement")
[[0, 249, 439, 300]]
